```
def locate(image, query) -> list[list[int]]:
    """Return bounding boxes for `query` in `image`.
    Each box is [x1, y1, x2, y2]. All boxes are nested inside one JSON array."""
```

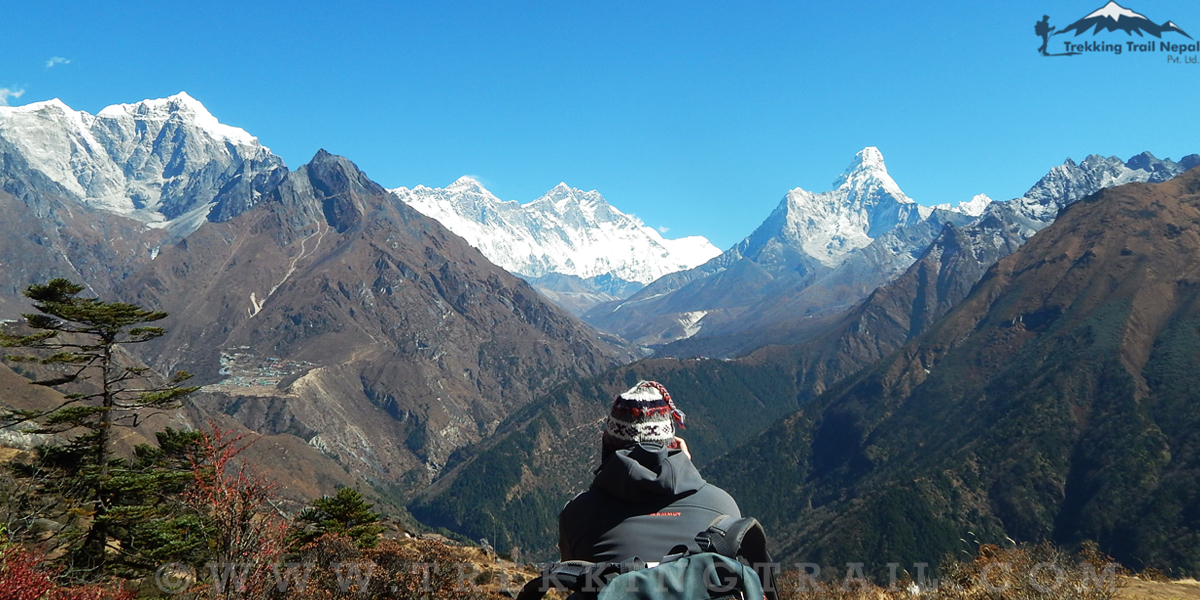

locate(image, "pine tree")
[[287, 487, 384, 551], [0, 278, 199, 574]]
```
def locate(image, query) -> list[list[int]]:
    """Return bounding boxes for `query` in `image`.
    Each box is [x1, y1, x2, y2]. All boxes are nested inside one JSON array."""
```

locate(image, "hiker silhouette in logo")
[[558, 380, 741, 563], [1035, 15, 1056, 56]]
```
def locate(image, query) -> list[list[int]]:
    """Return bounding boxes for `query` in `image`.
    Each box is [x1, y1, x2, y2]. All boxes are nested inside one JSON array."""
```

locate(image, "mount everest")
[[391, 178, 720, 313]]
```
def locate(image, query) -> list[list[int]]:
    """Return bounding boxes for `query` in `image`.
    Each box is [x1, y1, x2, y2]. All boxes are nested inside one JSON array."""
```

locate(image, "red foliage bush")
[[0, 545, 53, 600], [0, 545, 135, 600], [184, 425, 289, 598]]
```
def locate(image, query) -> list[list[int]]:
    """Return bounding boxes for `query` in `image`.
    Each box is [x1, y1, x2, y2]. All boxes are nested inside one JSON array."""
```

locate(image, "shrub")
[[182, 426, 289, 599], [0, 545, 134, 600]]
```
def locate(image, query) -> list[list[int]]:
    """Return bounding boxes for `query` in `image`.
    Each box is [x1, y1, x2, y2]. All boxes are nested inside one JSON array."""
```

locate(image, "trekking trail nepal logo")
[[1035, 1, 1196, 60]]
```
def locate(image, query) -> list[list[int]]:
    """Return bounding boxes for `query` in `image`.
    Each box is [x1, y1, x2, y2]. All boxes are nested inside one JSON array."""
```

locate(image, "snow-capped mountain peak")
[[97, 92, 260, 148], [841, 145, 886, 175], [3, 97, 71, 115], [737, 147, 926, 269], [524, 183, 618, 226], [833, 146, 884, 187], [539, 182, 578, 201], [831, 146, 912, 204], [0, 93, 283, 231], [1, 98, 96, 134], [392, 180, 721, 286], [445, 175, 488, 193], [960, 193, 993, 216], [537, 182, 598, 205], [9, 97, 74, 117], [935, 193, 993, 217]]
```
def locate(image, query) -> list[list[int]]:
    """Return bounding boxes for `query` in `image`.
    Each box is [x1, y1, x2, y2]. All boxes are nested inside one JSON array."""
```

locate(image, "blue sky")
[[4, 0, 1199, 249]]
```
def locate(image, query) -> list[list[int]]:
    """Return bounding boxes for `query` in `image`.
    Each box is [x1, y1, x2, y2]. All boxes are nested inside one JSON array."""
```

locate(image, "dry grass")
[[0, 447, 22, 463], [250, 534, 544, 599], [775, 543, 1128, 600], [1119, 578, 1200, 600]]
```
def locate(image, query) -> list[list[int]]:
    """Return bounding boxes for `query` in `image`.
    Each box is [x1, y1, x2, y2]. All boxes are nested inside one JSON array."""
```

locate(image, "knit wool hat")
[[602, 380, 686, 450]]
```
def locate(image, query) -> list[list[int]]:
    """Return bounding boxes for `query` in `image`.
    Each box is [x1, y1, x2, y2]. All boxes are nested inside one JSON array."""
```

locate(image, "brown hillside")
[[0, 358, 362, 511], [121, 151, 633, 494]]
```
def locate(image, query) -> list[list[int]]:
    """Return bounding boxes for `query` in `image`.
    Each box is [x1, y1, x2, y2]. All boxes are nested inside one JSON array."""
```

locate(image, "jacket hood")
[[591, 443, 707, 501]]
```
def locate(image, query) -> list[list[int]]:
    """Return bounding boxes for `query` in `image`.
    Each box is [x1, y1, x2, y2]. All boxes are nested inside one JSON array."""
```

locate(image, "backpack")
[[516, 515, 779, 600]]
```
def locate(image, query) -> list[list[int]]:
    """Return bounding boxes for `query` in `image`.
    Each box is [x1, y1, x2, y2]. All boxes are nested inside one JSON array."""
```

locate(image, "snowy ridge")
[[946, 152, 1197, 266], [1009, 152, 1190, 223], [0, 93, 281, 229], [0, 98, 126, 209], [935, 194, 993, 217], [743, 147, 1172, 274], [96, 92, 260, 147], [391, 179, 721, 285]]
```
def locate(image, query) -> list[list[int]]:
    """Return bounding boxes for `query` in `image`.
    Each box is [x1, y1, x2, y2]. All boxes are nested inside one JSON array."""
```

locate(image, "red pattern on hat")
[[602, 380, 686, 451]]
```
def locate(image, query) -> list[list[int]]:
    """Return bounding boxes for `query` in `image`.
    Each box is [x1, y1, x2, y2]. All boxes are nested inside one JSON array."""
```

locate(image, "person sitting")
[[558, 380, 741, 563]]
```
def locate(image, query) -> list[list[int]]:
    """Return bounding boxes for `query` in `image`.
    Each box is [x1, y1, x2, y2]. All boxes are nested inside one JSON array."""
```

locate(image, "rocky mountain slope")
[[707, 166, 1200, 575], [0, 358, 369, 512], [0, 147, 166, 318], [392, 178, 720, 314], [120, 150, 634, 491]]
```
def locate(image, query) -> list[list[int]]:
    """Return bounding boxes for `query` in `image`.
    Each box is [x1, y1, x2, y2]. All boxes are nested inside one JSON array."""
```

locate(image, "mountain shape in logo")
[[1056, 1, 1192, 39]]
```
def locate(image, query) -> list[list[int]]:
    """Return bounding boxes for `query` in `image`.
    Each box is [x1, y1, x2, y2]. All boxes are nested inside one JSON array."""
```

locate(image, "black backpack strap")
[[694, 515, 738, 557], [695, 514, 773, 565], [516, 561, 592, 600], [659, 543, 694, 565], [695, 515, 780, 600], [514, 559, 646, 600]]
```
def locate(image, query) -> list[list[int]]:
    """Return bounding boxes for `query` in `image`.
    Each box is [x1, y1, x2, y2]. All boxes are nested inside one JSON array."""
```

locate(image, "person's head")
[[601, 380, 687, 462]]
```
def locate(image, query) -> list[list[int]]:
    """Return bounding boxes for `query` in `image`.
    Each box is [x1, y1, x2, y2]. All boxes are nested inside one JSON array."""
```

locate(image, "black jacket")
[[558, 443, 741, 563]]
